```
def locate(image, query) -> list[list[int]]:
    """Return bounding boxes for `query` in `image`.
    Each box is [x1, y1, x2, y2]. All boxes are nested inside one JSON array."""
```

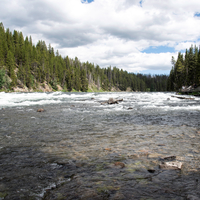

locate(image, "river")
[[0, 92, 200, 199]]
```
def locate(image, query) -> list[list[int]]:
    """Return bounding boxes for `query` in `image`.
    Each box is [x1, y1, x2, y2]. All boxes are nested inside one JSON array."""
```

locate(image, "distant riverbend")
[[0, 92, 200, 199]]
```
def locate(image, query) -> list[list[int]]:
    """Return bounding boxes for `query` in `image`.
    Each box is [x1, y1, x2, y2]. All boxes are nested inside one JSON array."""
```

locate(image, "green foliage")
[[0, 192, 7, 198], [80, 69, 88, 92], [6, 50, 17, 88], [50, 80, 58, 91], [167, 45, 200, 91], [0, 68, 5, 88]]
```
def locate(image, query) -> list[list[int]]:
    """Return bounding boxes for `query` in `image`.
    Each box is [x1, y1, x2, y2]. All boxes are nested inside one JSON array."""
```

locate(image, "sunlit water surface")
[[0, 92, 200, 199]]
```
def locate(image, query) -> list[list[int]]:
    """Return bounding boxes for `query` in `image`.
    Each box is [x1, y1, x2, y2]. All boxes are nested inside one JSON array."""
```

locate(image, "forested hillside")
[[0, 23, 168, 92], [167, 45, 200, 91]]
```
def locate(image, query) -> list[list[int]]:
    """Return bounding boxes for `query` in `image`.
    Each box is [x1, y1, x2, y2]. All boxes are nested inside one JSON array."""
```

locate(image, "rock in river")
[[37, 108, 45, 112], [101, 98, 123, 105], [159, 161, 183, 170], [114, 162, 125, 168]]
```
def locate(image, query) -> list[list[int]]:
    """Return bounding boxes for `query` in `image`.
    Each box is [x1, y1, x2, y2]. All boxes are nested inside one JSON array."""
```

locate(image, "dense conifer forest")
[[167, 45, 200, 91], [0, 23, 168, 92]]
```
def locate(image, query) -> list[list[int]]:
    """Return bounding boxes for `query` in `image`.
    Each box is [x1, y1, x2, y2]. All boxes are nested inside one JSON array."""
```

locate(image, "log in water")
[[0, 92, 200, 199]]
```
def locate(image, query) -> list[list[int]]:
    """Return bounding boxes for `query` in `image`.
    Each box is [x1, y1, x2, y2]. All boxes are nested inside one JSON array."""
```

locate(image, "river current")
[[0, 92, 200, 199]]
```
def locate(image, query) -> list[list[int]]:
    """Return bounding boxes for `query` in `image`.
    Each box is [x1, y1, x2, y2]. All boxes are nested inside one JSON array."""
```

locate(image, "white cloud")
[[175, 42, 199, 52], [1, 0, 200, 74]]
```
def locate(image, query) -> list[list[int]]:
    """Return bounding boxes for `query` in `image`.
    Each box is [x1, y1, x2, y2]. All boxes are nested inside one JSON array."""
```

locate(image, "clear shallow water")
[[0, 92, 200, 199]]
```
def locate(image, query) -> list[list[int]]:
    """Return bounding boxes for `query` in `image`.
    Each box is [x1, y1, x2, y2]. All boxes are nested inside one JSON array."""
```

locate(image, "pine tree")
[[187, 45, 195, 85], [197, 48, 200, 86], [24, 52, 32, 88], [6, 50, 17, 87], [80, 69, 88, 92], [0, 23, 5, 65], [0, 68, 5, 89], [13, 30, 19, 64], [66, 69, 72, 91], [0, 23, 8, 65]]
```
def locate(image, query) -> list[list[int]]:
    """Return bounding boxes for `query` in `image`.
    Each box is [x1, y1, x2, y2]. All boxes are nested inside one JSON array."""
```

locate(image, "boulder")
[[37, 108, 45, 112], [108, 98, 119, 104], [101, 98, 123, 105], [159, 161, 183, 170]]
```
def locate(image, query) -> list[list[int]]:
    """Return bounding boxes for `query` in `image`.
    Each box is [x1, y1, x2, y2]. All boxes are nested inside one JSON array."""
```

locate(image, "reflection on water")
[[0, 92, 200, 199]]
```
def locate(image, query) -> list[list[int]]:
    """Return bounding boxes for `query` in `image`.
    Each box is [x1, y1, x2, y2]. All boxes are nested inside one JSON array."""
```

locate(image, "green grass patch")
[[87, 85, 104, 92], [71, 88, 79, 92]]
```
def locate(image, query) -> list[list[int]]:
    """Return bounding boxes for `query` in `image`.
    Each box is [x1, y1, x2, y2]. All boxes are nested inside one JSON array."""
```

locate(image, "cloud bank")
[[1, 0, 200, 74]]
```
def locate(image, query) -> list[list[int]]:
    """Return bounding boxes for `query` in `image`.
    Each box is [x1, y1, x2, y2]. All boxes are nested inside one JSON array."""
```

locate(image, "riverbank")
[[0, 82, 122, 93], [178, 86, 200, 96]]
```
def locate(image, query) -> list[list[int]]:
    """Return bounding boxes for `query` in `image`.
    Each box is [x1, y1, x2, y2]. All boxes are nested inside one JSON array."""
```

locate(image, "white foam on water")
[[0, 92, 199, 112]]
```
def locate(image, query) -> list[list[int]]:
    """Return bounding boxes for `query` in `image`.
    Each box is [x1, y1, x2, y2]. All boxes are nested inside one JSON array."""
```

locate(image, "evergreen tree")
[[13, 30, 19, 64], [0, 68, 5, 89], [18, 32, 24, 65], [6, 50, 17, 87], [80, 69, 88, 92], [0, 23, 5, 65]]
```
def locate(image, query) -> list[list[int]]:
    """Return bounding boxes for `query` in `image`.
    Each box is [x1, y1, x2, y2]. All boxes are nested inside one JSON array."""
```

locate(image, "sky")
[[1, 0, 200, 75]]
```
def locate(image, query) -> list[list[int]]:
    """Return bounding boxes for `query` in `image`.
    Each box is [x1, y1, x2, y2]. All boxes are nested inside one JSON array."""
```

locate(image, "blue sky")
[[1, 0, 200, 75], [82, 0, 94, 3], [142, 46, 175, 54]]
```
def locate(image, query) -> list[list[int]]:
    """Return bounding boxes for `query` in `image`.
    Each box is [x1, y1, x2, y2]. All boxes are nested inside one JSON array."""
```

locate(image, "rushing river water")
[[0, 92, 200, 200]]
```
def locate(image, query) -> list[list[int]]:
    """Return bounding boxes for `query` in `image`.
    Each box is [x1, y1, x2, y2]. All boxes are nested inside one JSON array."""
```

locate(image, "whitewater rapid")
[[0, 92, 200, 112]]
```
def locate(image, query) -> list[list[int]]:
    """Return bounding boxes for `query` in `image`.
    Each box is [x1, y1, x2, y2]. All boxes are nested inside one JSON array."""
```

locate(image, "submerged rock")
[[187, 195, 200, 200], [148, 153, 163, 158], [81, 189, 99, 200], [171, 95, 195, 100], [147, 169, 155, 173], [114, 162, 125, 168], [105, 148, 112, 151], [111, 192, 125, 200]]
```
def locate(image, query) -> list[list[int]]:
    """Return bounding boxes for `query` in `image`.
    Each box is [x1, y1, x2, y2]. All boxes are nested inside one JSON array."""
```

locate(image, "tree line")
[[167, 45, 200, 91], [0, 22, 168, 92]]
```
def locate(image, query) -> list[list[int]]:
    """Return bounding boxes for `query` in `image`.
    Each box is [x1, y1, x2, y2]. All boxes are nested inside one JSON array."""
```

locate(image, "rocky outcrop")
[[57, 85, 63, 91], [13, 86, 30, 92], [38, 82, 53, 92]]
